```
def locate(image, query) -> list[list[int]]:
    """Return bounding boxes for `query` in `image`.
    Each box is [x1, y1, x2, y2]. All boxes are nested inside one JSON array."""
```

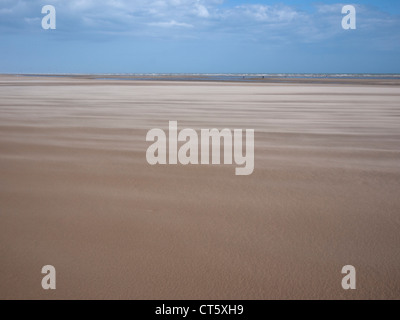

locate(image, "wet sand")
[[0, 75, 399, 299]]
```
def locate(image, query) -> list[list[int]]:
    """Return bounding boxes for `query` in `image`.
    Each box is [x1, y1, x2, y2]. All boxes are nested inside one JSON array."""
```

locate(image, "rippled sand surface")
[[1, 75, 399, 299]]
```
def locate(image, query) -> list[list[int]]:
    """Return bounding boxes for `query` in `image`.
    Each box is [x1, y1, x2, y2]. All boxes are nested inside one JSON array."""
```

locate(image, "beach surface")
[[0, 75, 399, 299]]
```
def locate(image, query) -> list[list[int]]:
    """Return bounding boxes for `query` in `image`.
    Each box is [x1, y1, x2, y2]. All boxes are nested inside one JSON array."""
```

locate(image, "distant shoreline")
[[2, 73, 400, 86]]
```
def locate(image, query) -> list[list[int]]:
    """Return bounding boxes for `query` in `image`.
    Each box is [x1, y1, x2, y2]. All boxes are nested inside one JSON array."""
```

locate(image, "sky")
[[0, 0, 400, 74]]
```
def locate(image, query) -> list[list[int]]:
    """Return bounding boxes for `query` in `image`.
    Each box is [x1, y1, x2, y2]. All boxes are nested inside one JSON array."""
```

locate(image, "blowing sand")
[[0, 75, 399, 299]]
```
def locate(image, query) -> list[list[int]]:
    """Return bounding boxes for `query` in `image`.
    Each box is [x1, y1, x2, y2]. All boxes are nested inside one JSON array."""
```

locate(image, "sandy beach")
[[0, 75, 399, 299]]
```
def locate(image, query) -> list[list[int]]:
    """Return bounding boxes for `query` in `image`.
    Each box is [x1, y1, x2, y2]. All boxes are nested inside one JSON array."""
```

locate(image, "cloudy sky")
[[1, 0, 400, 73]]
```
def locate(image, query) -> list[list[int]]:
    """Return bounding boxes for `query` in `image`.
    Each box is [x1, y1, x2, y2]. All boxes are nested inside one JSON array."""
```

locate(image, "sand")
[[0, 75, 399, 299]]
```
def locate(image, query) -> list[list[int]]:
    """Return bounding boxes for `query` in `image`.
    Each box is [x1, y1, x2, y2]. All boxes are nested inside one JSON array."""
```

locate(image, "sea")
[[19, 73, 400, 82]]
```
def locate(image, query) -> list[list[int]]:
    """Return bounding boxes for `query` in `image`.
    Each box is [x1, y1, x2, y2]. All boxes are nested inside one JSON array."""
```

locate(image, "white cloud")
[[195, 4, 210, 18], [316, 4, 343, 14], [149, 19, 193, 28], [24, 17, 40, 24]]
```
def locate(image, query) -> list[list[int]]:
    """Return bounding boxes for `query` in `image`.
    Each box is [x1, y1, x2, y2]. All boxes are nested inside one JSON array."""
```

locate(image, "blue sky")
[[1, 0, 399, 73]]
